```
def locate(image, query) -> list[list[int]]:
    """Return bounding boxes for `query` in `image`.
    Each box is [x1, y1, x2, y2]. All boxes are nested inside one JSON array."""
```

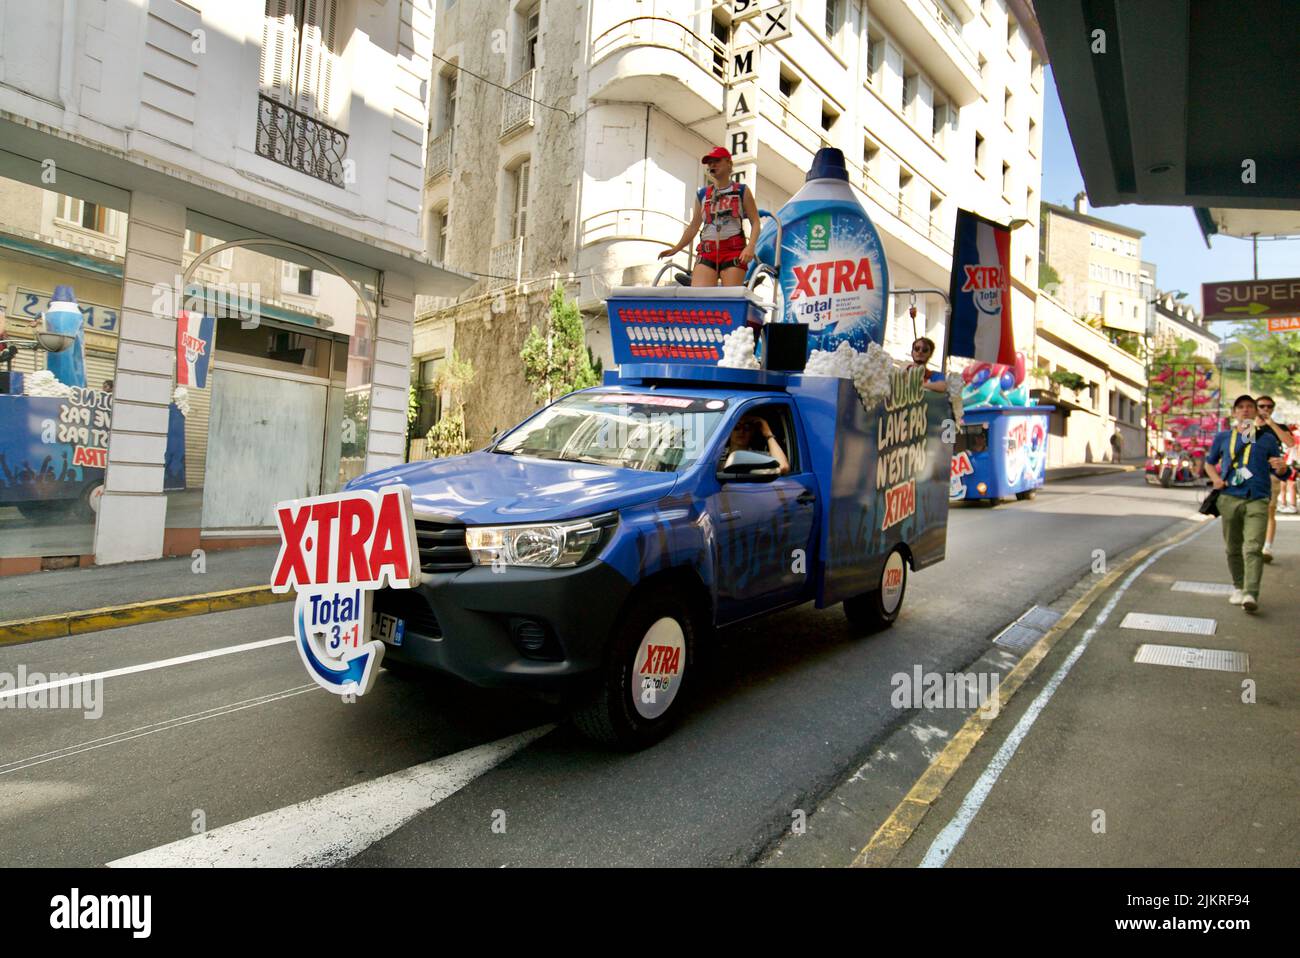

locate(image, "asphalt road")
[[0, 472, 1206, 867]]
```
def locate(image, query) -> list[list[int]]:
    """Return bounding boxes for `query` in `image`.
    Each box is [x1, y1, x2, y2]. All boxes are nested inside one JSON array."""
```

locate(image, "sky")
[[1039, 67, 1297, 311]]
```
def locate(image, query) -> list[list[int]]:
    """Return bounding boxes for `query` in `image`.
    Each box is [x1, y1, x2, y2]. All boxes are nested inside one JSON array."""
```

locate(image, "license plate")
[[372, 612, 405, 647]]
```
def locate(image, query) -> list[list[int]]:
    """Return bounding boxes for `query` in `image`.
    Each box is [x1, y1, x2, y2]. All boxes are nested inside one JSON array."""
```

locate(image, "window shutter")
[[295, 0, 338, 118], [260, 0, 298, 105]]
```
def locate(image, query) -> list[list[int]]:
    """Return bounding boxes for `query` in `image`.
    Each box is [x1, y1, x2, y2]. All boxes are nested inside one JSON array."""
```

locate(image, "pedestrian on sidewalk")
[[1252, 396, 1297, 560], [1204, 395, 1291, 613], [1110, 428, 1124, 463]]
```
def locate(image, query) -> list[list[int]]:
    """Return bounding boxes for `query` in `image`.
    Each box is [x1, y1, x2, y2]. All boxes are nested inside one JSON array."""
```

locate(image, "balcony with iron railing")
[[501, 70, 537, 139], [488, 236, 525, 290], [588, 15, 725, 122], [256, 94, 349, 188], [427, 130, 452, 183]]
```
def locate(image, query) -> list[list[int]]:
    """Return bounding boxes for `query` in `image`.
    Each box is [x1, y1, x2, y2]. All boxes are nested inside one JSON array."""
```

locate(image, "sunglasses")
[[1259, 403, 1274, 409]]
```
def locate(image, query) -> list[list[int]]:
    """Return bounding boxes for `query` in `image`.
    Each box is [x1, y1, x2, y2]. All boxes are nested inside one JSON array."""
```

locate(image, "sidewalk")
[[0, 544, 281, 639], [892, 512, 1299, 867]]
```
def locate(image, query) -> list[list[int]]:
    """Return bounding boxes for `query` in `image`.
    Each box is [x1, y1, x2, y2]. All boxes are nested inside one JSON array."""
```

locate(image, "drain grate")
[[992, 605, 1064, 652], [1120, 612, 1218, 635], [992, 623, 1043, 653], [1134, 644, 1248, 672], [1171, 581, 1236, 596], [1018, 605, 1063, 631]]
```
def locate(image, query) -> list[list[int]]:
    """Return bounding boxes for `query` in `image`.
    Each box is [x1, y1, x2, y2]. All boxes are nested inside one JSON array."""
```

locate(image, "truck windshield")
[[493, 392, 729, 473]]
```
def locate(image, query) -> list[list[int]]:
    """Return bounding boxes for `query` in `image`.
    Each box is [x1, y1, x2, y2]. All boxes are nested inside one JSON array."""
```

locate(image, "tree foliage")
[[521, 286, 599, 406], [1229, 323, 1300, 401], [424, 350, 476, 459]]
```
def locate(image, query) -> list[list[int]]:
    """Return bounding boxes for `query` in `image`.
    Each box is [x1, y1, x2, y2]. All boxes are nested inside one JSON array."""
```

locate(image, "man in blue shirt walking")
[[1204, 395, 1291, 613]]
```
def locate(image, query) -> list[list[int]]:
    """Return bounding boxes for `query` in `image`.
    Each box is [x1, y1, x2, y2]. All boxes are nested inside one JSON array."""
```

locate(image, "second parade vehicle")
[[349, 357, 951, 748]]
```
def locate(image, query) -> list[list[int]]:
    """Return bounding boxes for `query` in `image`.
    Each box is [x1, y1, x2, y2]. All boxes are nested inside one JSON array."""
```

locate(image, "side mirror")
[[717, 449, 781, 482]]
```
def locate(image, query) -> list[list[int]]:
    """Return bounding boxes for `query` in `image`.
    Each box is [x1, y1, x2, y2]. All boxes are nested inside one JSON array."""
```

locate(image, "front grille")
[[373, 588, 441, 637], [414, 518, 473, 573]]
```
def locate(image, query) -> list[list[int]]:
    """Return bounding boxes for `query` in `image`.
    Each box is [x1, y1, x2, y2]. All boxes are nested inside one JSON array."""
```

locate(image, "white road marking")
[[107, 725, 555, 868], [0, 685, 318, 776], [918, 523, 1212, 868], [0, 636, 294, 703]]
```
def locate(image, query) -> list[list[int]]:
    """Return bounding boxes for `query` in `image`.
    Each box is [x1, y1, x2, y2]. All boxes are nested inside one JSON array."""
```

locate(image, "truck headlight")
[[465, 513, 616, 568]]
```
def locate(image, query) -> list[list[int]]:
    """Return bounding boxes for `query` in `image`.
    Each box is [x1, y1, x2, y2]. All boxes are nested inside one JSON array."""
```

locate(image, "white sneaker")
[[1229, 589, 1245, 605], [1242, 594, 1258, 613]]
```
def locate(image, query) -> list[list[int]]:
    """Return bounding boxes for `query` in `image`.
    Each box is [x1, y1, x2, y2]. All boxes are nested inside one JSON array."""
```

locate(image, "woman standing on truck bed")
[[659, 147, 761, 288]]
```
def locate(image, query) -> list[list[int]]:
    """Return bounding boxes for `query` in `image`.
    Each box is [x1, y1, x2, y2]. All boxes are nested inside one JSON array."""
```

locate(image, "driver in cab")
[[723, 415, 790, 475]]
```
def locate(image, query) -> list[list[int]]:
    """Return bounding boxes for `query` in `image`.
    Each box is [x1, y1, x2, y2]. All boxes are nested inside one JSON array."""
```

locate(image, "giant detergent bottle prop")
[[43, 284, 87, 388], [754, 148, 890, 352]]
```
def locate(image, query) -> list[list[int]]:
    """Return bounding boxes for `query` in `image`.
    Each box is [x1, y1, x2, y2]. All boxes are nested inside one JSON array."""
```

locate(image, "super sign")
[[272, 486, 421, 696]]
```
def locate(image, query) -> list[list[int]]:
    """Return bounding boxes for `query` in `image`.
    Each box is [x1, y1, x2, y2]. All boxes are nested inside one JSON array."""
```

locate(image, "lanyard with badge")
[[1228, 429, 1254, 486]]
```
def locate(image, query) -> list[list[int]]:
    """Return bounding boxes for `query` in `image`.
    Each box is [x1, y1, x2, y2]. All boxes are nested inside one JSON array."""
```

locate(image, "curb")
[[1047, 464, 1138, 481], [849, 516, 1209, 868], [0, 586, 291, 646]]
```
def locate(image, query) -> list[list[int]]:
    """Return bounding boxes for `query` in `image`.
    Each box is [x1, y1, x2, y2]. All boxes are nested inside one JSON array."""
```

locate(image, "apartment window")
[[778, 66, 800, 100], [1030, 53, 1043, 86], [974, 132, 986, 173], [282, 262, 320, 296], [902, 67, 918, 118], [1001, 161, 1011, 198], [1004, 88, 1014, 126], [978, 54, 988, 83], [511, 160, 531, 239], [55, 196, 117, 234], [1088, 294, 1102, 313], [523, 5, 540, 72], [1028, 116, 1038, 154], [711, 15, 730, 80], [1007, 15, 1019, 55], [415, 355, 445, 439], [439, 71, 457, 136], [863, 138, 880, 181], [930, 193, 943, 233], [932, 94, 949, 144], [825, 0, 843, 39], [260, 0, 340, 119], [898, 168, 913, 214], [1026, 186, 1035, 218], [866, 31, 884, 84], [821, 102, 839, 133], [431, 206, 449, 263]]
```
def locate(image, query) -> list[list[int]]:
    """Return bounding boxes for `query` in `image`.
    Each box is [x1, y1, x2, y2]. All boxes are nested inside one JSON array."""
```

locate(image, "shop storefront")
[[0, 177, 378, 572]]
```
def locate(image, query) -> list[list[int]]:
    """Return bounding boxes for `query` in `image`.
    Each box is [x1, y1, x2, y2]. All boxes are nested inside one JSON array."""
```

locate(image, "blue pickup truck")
[[349, 360, 951, 748]]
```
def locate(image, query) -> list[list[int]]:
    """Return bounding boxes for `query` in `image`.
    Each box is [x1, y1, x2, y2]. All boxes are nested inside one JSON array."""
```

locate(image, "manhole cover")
[[1134, 644, 1248, 672], [1120, 612, 1217, 635]]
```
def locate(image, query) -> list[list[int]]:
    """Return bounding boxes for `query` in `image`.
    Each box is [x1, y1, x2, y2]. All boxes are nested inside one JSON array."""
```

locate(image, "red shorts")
[[696, 235, 746, 271]]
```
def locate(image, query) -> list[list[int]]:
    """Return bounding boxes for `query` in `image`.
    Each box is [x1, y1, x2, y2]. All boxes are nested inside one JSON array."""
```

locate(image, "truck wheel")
[[1015, 489, 1036, 501], [843, 547, 908, 633], [571, 592, 694, 749]]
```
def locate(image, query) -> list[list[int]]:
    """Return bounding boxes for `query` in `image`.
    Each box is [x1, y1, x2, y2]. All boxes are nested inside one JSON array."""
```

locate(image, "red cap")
[[702, 147, 731, 164]]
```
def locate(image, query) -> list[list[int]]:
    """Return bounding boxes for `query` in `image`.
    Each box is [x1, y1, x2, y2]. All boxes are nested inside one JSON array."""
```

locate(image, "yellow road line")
[[850, 518, 1209, 868], [0, 586, 290, 645]]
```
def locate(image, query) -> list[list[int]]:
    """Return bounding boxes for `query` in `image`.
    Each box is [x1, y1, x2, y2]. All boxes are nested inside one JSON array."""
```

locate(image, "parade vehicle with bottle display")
[[277, 150, 952, 748]]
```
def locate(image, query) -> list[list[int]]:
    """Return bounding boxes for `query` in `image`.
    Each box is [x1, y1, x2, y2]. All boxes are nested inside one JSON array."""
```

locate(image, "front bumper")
[[372, 559, 633, 690]]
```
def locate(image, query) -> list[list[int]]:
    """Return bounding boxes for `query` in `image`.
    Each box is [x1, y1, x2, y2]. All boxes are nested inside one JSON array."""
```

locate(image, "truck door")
[[710, 400, 818, 623]]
